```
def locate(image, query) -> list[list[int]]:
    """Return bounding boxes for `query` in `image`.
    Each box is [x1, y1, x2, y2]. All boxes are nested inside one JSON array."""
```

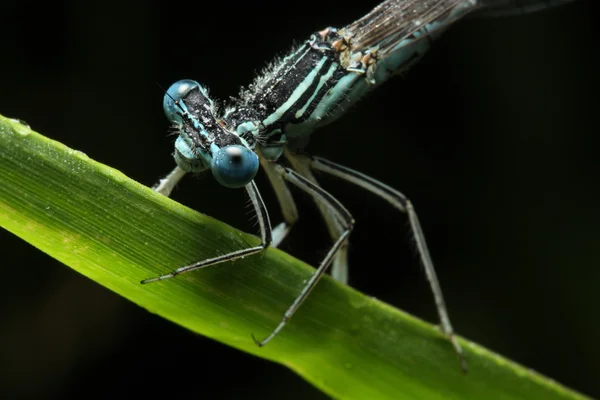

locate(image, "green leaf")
[[0, 114, 590, 400]]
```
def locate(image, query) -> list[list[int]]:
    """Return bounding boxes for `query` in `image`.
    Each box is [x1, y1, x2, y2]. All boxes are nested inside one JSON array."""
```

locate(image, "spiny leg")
[[284, 149, 350, 285], [257, 149, 299, 248], [153, 166, 187, 197], [253, 164, 354, 347], [308, 156, 467, 372], [141, 180, 272, 283]]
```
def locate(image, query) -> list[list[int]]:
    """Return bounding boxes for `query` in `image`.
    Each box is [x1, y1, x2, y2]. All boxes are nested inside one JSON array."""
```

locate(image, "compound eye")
[[211, 145, 259, 188], [163, 79, 200, 124]]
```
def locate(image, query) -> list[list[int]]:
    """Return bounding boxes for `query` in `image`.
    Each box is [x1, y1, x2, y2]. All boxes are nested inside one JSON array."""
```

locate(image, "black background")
[[0, 1, 597, 399]]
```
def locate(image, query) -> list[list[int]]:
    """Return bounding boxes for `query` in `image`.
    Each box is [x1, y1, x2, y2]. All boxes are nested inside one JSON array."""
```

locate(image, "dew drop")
[[11, 118, 30, 129]]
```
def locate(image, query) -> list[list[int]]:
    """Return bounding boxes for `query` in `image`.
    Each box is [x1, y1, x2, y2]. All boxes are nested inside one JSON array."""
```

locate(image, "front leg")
[[141, 180, 272, 283], [152, 166, 187, 197]]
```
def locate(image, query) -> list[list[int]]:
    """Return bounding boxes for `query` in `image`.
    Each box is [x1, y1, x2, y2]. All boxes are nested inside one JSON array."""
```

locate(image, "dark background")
[[0, 1, 597, 399]]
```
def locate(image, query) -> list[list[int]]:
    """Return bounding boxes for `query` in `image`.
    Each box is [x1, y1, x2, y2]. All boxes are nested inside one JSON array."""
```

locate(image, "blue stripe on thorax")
[[262, 56, 329, 127]]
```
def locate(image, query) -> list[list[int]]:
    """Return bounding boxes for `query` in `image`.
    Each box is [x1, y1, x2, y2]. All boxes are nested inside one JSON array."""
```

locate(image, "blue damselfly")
[[143, 0, 576, 371]]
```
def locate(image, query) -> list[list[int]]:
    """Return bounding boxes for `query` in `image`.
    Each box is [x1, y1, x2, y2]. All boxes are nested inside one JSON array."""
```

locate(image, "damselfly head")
[[163, 80, 258, 188]]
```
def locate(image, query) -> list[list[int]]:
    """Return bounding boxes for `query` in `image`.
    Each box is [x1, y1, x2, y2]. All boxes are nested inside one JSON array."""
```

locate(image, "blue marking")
[[262, 56, 329, 127]]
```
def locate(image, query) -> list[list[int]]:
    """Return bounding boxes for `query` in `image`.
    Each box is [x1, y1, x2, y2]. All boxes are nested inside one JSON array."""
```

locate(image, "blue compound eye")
[[163, 79, 200, 124], [211, 145, 259, 188]]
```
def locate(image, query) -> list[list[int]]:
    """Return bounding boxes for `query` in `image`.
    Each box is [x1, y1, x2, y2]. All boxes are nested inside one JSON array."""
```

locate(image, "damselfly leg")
[[252, 164, 354, 346], [258, 147, 351, 284], [303, 155, 467, 371], [141, 181, 272, 283], [257, 148, 299, 249], [284, 149, 351, 285], [152, 166, 186, 197]]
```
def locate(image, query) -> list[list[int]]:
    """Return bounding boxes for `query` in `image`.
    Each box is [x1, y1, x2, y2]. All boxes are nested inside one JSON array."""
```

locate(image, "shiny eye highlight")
[[211, 145, 259, 188], [163, 79, 200, 124]]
